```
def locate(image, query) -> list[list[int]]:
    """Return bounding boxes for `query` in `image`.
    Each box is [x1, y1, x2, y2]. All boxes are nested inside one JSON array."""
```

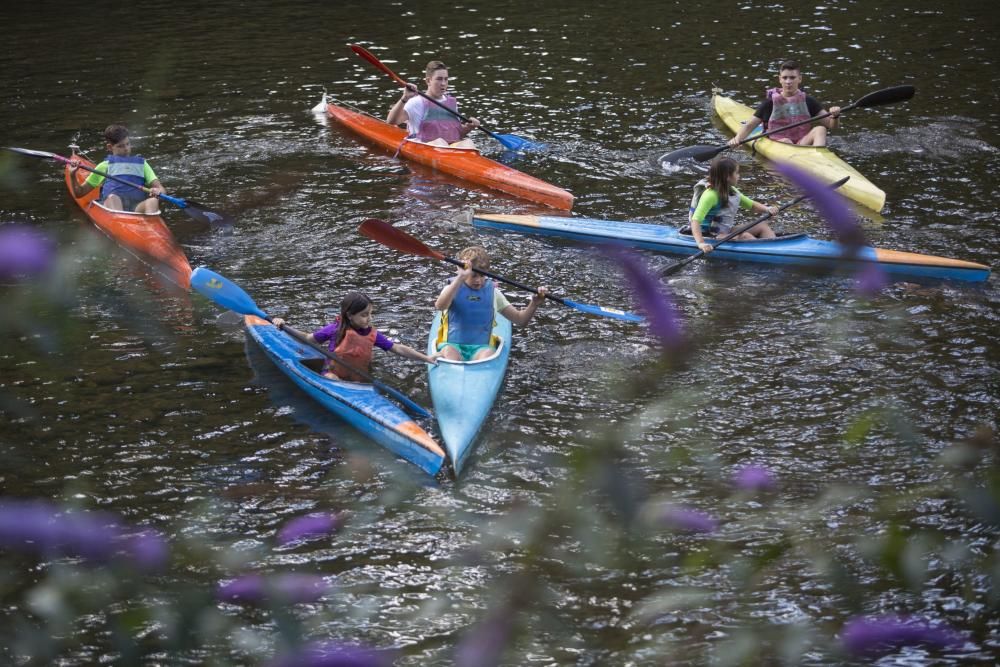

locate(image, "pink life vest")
[[410, 95, 463, 144], [765, 87, 811, 144], [329, 326, 377, 382]]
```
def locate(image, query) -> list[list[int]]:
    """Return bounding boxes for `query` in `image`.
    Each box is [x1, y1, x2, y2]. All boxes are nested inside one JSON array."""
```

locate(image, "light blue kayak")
[[470, 213, 991, 283], [427, 310, 512, 475], [245, 315, 446, 476]]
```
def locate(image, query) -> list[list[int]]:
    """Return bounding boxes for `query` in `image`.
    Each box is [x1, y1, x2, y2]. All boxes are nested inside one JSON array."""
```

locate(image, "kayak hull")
[[246, 315, 445, 476], [326, 102, 573, 211], [65, 159, 192, 288], [713, 94, 887, 213], [427, 311, 512, 475], [470, 214, 991, 283]]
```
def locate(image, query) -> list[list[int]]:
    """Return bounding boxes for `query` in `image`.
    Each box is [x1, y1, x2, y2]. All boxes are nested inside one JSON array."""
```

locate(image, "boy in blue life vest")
[[434, 246, 547, 362], [728, 60, 841, 147], [69, 124, 165, 213]]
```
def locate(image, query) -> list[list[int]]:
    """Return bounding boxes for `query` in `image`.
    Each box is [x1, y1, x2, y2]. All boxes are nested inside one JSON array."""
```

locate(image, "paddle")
[[661, 175, 850, 277], [357, 218, 644, 323], [350, 44, 545, 152], [659, 85, 916, 165], [5, 146, 235, 226], [189, 266, 433, 419]]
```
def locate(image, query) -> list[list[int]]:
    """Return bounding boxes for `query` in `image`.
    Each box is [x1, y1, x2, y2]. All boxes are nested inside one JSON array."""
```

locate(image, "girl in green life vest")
[[689, 157, 778, 253]]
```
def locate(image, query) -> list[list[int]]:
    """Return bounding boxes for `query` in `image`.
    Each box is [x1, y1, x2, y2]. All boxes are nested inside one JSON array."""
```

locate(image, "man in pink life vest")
[[729, 60, 841, 147]]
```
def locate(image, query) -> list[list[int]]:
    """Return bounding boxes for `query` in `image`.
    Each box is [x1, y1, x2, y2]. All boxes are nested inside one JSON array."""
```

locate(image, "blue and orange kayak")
[[245, 315, 446, 476], [470, 213, 991, 283]]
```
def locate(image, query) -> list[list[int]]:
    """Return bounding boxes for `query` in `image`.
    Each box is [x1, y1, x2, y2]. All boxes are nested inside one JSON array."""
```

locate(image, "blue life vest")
[[100, 155, 147, 201], [445, 279, 495, 345]]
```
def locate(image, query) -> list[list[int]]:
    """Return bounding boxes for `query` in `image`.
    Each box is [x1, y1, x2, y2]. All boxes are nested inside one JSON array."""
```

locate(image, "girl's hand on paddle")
[[727, 137, 740, 147], [272, 317, 285, 329], [68, 159, 79, 172], [464, 117, 481, 129], [531, 286, 548, 304], [766, 205, 779, 216], [698, 242, 715, 253]]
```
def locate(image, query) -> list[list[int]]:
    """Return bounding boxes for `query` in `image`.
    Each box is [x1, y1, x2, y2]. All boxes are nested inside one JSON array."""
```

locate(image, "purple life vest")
[[765, 88, 810, 143], [410, 96, 463, 144]]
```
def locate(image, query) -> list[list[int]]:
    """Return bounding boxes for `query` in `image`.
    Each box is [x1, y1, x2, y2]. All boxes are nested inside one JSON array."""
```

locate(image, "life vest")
[[328, 326, 377, 382], [100, 155, 147, 202], [689, 179, 744, 231], [444, 279, 495, 346], [410, 95, 463, 144], [765, 88, 811, 144]]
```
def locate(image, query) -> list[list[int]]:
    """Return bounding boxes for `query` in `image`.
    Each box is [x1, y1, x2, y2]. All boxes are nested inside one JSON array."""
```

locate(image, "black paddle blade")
[[660, 144, 724, 165], [855, 85, 915, 109], [692, 145, 730, 163], [179, 200, 235, 226]]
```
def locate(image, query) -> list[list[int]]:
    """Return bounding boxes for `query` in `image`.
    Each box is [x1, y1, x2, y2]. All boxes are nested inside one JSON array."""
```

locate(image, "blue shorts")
[[437, 341, 494, 361], [103, 192, 149, 212]]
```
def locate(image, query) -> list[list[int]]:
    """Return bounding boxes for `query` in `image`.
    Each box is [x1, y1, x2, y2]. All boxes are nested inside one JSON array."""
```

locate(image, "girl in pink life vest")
[[728, 60, 841, 147], [689, 157, 778, 254], [434, 246, 547, 362], [386, 60, 480, 149], [68, 124, 166, 213], [272, 292, 439, 382]]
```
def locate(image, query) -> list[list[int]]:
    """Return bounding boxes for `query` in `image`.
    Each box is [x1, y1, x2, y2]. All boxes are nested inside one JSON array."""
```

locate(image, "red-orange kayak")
[[326, 102, 574, 210], [64, 159, 192, 289]]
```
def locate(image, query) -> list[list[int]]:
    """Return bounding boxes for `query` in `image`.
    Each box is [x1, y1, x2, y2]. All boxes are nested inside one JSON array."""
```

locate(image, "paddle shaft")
[[439, 256, 565, 305], [662, 175, 850, 276], [275, 322, 431, 418]]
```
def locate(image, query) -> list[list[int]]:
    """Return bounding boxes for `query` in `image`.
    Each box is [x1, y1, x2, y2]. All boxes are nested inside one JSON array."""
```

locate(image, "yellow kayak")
[[713, 94, 886, 213]]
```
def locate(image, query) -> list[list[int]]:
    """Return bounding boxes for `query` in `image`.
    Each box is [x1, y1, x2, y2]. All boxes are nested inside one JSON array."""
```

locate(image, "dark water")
[[2, 1, 998, 664]]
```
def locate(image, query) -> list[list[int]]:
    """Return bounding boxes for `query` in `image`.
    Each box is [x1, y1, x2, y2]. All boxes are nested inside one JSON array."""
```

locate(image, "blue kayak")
[[470, 214, 991, 283], [245, 315, 446, 476], [426, 310, 512, 475]]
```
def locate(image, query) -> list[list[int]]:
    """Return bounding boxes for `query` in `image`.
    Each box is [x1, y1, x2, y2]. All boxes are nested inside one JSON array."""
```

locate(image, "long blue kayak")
[[470, 214, 991, 283], [426, 310, 512, 475], [245, 315, 446, 476]]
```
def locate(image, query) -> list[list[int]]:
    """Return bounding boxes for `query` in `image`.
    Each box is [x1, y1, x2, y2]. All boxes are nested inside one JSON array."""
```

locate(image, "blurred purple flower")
[[775, 163, 887, 294], [841, 614, 965, 657], [603, 247, 683, 348], [733, 465, 777, 492], [277, 512, 343, 546], [269, 641, 394, 667], [657, 505, 718, 534], [454, 608, 513, 667], [217, 573, 329, 605], [776, 164, 860, 245], [855, 261, 889, 298], [0, 224, 56, 280], [0, 499, 167, 570]]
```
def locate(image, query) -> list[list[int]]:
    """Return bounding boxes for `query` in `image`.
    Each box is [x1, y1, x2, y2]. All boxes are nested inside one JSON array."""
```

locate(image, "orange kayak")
[[64, 159, 192, 289], [326, 102, 573, 210]]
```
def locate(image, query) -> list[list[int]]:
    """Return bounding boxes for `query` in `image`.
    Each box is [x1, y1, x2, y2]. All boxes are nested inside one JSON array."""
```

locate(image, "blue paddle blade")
[[562, 299, 645, 323], [190, 266, 269, 320], [492, 132, 547, 152]]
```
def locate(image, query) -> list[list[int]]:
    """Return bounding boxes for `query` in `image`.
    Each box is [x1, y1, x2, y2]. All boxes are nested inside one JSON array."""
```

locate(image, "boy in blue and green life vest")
[[689, 157, 779, 254], [434, 246, 547, 361], [69, 124, 165, 213], [729, 60, 841, 147]]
